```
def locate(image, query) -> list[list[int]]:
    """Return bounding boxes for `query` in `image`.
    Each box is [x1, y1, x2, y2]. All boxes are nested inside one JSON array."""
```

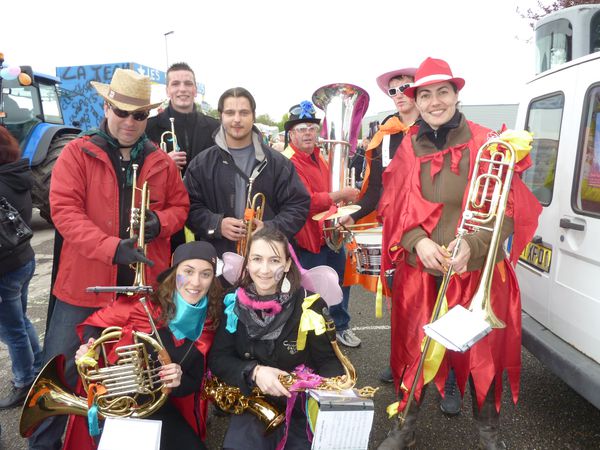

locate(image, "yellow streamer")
[[375, 277, 383, 319], [421, 294, 449, 384], [386, 401, 400, 418], [296, 294, 326, 351], [184, 226, 195, 243], [494, 129, 534, 163]]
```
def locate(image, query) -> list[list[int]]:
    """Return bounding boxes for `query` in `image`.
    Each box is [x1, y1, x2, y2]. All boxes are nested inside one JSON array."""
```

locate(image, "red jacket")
[[50, 136, 189, 307], [282, 144, 333, 253]]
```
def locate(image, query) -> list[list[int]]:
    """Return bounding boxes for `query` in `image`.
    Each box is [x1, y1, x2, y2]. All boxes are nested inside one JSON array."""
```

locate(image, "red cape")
[[63, 296, 215, 449], [378, 122, 542, 411]]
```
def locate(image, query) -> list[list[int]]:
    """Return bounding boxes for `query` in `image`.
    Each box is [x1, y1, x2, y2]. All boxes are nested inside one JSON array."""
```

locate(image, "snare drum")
[[352, 227, 383, 275]]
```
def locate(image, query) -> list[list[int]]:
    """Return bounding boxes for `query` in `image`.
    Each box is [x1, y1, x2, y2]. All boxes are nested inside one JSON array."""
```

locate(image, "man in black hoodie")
[[0, 127, 42, 410]]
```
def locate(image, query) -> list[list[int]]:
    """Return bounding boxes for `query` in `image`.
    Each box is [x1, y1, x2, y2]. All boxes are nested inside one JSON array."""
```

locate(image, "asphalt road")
[[1, 212, 600, 449]]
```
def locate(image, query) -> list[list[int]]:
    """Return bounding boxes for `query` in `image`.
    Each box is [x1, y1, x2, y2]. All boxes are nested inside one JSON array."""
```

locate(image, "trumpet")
[[129, 163, 150, 288], [397, 137, 516, 428], [237, 186, 266, 257], [160, 117, 179, 153]]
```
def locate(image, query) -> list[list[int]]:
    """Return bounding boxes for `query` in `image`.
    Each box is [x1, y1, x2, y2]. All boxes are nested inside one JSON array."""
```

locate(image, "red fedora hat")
[[403, 57, 465, 99]]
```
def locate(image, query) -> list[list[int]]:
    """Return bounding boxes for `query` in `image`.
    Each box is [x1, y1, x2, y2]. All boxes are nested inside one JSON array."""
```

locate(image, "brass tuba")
[[397, 137, 516, 428], [312, 83, 370, 251], [203, 308, 377, 432]]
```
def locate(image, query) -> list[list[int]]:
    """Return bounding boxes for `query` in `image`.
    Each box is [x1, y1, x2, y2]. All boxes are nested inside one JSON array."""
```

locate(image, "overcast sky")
[[1, 0, 540, 120]]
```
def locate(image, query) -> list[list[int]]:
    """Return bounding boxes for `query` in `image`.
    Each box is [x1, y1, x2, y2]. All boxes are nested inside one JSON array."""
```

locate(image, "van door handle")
[[559, 218, 585, 231]]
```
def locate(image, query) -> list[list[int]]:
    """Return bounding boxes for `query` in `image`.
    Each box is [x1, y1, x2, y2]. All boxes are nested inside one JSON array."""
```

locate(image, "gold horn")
[[203, 307, 377, 433], [237, 188, 266, 257], [20, 355, 88, 437], [20, 328, 170, 437], [312, 83, 369, 252], [160, 117, 179, 153], [397, 137, 516, 428]]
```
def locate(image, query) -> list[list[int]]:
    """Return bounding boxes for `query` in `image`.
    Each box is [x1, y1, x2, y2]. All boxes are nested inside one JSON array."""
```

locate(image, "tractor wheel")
[[31, 133, 78, 224]]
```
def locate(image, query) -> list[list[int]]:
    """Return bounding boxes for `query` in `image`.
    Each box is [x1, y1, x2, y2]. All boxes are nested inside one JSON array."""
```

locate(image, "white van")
[[515, 5, 600, 409]]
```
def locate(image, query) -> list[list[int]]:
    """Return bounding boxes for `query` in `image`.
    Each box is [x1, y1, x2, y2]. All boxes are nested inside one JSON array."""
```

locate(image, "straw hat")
[[403, 57, 465, 99], [375, 67, 417, 95], [90, 68, 162, 111]]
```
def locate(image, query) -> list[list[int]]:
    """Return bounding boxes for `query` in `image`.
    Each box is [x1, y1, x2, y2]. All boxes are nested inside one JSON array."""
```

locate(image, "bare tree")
[[519, 0, 600, 28]]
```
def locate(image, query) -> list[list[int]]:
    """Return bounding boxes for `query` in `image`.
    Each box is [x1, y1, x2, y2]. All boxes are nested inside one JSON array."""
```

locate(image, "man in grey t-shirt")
[[184, 87, 310, 258]]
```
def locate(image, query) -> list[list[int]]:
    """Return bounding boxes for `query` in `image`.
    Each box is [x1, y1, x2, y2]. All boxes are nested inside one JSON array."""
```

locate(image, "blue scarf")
[[168, 292, 208, 341]]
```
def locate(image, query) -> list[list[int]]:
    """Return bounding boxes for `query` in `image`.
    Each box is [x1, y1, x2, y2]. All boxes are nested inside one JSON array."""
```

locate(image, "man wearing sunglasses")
[[29, 68, 189, 450], [184, 87, 309, 259], [282, 101, 362, 348]]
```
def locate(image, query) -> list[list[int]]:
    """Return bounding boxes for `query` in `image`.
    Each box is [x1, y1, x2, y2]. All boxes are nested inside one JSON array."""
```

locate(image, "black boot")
[[378, 400, 420, 450], [440, 367, 462, 416], [0, 383, 31, 410], [471, 381, 506, 450]]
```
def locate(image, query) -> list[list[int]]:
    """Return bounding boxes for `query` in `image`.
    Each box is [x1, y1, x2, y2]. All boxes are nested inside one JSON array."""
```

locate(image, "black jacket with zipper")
[[0, 158, 35, 274]]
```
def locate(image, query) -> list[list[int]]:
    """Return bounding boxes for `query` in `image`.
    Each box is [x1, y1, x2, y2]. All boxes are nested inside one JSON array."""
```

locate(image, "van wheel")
[[31, 133, 78, 224]]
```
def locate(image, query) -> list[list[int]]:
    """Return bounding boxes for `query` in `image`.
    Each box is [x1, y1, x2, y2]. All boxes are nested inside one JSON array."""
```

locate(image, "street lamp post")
[[164, 31, 174, 69]]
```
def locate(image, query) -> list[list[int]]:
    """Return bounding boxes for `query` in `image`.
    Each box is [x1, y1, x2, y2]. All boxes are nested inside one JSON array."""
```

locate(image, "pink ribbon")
[[275, 365, 322, 450]]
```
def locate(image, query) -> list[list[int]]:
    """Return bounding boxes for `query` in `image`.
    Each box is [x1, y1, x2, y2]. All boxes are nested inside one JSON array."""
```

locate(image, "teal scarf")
[[168, 292, 208, 341]]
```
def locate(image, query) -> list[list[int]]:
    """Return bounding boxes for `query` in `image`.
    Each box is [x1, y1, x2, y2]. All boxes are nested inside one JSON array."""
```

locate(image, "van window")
[[536, 18, 572, 74], [590, 11, 600, 54], [575, 86, 600, 216], [523, 93, 564, 206]]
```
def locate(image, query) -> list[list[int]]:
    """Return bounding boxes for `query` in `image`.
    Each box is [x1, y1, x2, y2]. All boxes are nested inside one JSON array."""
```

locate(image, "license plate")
[[519, 241, 552, 273]]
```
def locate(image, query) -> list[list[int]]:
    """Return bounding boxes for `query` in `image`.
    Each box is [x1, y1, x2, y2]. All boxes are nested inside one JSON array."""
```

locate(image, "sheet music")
[[423, 305, 492, 352], [98, 417, 162, 450], [309, 390, 374, 450]]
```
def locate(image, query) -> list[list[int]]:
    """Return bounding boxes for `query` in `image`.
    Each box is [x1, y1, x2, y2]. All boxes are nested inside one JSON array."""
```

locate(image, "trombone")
[[397, 137, 515, 427]]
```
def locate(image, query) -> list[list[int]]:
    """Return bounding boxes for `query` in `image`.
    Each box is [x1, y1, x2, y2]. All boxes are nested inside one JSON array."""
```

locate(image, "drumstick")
[[322, 222, 380, 231]]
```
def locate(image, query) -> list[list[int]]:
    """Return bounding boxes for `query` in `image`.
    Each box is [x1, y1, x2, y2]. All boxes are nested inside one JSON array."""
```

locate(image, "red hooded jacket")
[[50, 136, 189, 307]]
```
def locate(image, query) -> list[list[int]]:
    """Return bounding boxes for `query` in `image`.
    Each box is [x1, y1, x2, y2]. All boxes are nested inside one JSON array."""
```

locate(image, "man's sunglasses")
[[108, 103, 150, 121], [388, 84, 411, 97]]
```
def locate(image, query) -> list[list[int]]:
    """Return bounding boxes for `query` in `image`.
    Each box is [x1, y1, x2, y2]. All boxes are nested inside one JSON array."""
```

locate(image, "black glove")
[[144, 210, 161, 244], [113, 237, 155, 267]]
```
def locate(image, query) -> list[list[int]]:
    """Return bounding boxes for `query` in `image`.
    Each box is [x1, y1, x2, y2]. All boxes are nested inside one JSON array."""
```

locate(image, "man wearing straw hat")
[[28, 68, 189, 450]]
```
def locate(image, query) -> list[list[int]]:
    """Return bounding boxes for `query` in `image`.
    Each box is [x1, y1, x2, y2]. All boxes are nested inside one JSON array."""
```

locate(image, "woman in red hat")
[[377, 57, 541, 449]]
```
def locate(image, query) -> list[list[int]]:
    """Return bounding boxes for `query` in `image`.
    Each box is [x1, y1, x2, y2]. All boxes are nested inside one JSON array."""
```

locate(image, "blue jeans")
[[297, 246, 351, 331], [0, 258, 42, 387], [28, 299, 99, 450]]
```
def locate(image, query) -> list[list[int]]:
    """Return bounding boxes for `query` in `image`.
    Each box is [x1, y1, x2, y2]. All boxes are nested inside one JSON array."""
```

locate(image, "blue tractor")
[[0, 61, 80, 222]]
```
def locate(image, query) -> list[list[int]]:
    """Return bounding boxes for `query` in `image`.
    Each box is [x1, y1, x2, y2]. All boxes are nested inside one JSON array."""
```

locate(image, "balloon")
[[0, 65, 20, 81], [18, 72, 32, 86]]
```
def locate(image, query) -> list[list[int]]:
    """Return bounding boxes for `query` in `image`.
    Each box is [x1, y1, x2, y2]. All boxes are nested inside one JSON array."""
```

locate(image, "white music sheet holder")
[[309, 389, 374, 450], [98, 417, 162, 450], [423, 304, 492, 352]]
